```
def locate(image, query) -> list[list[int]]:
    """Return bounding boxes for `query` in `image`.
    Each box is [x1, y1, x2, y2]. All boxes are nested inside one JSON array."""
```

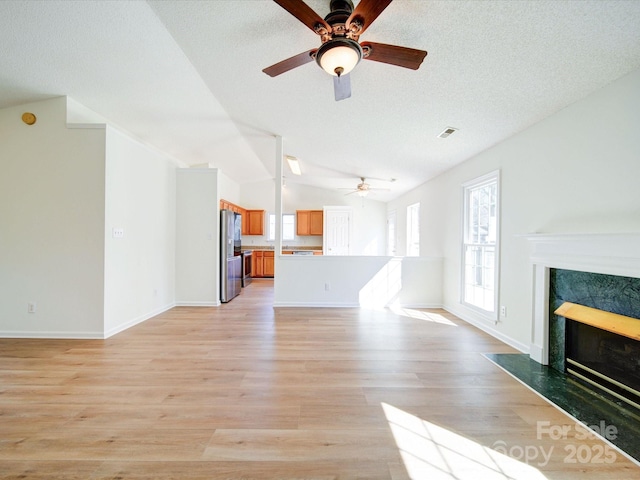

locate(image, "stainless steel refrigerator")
[[220, 209, 242, 303]]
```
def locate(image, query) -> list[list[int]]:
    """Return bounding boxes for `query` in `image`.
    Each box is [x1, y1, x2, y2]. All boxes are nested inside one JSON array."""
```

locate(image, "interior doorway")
[[323, 206, 352, 255]]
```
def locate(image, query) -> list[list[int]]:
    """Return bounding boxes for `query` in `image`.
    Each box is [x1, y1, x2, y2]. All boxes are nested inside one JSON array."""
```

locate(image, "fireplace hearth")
[[515, 233, 640, 462]]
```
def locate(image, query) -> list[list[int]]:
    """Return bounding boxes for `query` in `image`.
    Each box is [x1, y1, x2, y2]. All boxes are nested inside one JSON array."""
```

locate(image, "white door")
[[323, 207, 352, 255]]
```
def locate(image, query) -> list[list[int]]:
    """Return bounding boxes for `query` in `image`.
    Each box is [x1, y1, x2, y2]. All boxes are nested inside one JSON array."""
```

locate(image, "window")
[[387, 210, 397, 256], [462, 171, 500, 317], [268, 213, 295, 241], [406, 203, 420, 256]]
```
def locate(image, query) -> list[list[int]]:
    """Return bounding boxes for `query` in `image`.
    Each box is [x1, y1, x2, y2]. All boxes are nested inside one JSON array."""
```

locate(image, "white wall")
[[285, 182, 387, 254], [103, 127, 176, 336], [388, 68, 640, 352], [218, 169, 241, 205], [274, 256, 443, 307], [0, 97, 106, 337], [241, 178, 276, 212], [175, 168, 220, 305], [239, 180, 388, 253], [273, 180, 441, 307]]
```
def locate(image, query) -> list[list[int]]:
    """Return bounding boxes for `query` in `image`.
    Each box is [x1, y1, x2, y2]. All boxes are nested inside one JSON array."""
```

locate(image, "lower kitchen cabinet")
[[263, 251, 274, 277], [252, 250, 274, 278], [253, 251, 263, 277]]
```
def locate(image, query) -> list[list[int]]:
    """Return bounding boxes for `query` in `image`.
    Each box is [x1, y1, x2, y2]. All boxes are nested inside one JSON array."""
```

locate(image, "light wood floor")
[[0, 279, 637, 479]]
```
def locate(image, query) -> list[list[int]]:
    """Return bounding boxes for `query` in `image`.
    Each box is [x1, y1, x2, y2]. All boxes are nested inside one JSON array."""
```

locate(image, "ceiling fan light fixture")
[[357, 189, 369, 197], [316, 38, 362, 76]]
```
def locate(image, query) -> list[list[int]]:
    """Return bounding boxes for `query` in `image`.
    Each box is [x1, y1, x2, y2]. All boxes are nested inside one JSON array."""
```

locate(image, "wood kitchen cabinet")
[[296, 210, 323, 236], [263, 251, 274, 277], [220, 200, 263, 236], [245, 210, 265, 236], [240, 208, 248, 235], [252, 251, 263, 277], [251, 250, 274, 278]]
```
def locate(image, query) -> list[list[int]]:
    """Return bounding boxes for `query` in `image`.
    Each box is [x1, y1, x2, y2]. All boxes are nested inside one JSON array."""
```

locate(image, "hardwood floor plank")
[[89, 460, 396, 480], [202, 428, 400, 462], [0, 428, 212, 461], [0, 280, 637, 478], [298, 404, 390, 430], [0, 461, 102, 479], [68, 404, 300, 430]]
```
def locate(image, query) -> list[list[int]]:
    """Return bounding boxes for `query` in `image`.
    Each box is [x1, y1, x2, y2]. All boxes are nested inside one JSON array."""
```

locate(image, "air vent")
[[438, 127, 458, 138]]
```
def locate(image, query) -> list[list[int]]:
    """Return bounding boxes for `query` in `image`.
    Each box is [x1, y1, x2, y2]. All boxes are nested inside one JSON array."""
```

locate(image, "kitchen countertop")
[[242, 245, 322, 251]]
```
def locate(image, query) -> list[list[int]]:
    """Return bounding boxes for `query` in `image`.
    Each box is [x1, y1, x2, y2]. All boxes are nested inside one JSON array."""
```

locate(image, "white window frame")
[[461, 170, 500, 320], [406, 203, 420, 257], [387, 210, 397, 256], [268, 213, 295, 241]]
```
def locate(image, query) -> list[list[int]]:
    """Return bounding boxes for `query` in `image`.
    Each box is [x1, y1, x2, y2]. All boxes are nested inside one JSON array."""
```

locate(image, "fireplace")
[[524, 233, 640, 369], [557, 301, 640, 409]]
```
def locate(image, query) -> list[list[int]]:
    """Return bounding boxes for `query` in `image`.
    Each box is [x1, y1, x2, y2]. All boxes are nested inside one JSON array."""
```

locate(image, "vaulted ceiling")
[[2, 1, 640, 201]]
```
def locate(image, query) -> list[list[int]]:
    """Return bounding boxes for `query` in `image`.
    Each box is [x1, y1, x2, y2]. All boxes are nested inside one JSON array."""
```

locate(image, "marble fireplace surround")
[[524, 233, 640, 365]]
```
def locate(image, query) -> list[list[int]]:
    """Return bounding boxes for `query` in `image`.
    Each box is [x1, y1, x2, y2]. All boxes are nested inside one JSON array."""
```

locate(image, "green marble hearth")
[[485, 353, 640, 463]]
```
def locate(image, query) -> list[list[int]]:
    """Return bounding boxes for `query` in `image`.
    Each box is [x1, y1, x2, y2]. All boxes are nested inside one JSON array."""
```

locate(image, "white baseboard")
[[444, 303, 530, 354], [175, 301, 220, 307], [273, 302, 360, 308], [104, 302, 175, 339], [273, 302, 444, 309], [395, 303, 444, 309], [0, 330, 104, 339]]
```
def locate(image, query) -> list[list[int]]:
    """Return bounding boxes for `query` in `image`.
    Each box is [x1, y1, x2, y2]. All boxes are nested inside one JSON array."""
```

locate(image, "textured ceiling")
[[2, 1, 640, 201]]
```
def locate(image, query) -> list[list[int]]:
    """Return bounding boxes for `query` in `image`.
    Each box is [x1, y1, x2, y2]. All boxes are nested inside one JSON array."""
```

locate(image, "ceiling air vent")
[[438, 127, 457, 138]]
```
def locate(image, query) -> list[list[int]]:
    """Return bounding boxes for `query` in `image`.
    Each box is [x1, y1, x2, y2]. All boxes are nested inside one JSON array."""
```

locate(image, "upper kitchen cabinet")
[[220, 199, 264, 236], [245, 210, 265, 236], [219, 199, 242, 215], [296, 210, 323, 236]]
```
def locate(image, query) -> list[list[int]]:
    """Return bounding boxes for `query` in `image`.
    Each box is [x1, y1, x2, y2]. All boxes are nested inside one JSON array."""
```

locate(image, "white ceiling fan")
[[340, 177, 390, 197]]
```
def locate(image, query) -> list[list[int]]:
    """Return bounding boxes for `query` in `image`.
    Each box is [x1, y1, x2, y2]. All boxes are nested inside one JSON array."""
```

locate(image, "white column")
[[530, 263, 550, 364]]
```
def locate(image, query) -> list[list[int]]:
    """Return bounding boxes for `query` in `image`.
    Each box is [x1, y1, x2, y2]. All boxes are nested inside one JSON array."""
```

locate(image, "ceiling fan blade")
[[273, 0, 331, 34], [333, 73, 351, 101], [263, 49, 317, 77], [361, 42, 428, 70], [346, 0, 392, 35]]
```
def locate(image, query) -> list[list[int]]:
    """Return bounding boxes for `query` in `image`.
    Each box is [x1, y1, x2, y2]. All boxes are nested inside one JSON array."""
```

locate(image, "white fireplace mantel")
[[522, 233, 640, 364]]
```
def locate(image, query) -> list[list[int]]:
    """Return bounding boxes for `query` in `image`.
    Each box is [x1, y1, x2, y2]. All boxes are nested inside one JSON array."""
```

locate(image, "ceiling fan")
[[263, 0, 428, 101], [341, 177, 390, 197]]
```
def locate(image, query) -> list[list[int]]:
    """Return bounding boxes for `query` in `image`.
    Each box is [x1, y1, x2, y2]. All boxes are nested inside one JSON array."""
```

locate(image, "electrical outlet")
[[28, 302, 36, 313], [112, 228, 124, 239], [324, 282, 331, 291], [500, 306, 507, 317]]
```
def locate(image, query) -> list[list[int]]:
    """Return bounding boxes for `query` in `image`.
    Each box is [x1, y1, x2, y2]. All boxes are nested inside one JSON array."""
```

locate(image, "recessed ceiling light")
[[285, 155, 302, 175], [438, 127, 458, 138]]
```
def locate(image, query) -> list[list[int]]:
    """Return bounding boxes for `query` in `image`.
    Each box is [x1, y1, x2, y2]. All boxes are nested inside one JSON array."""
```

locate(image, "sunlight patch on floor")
[[388, 306, 458, 326], [382, 403, 548, 479]]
